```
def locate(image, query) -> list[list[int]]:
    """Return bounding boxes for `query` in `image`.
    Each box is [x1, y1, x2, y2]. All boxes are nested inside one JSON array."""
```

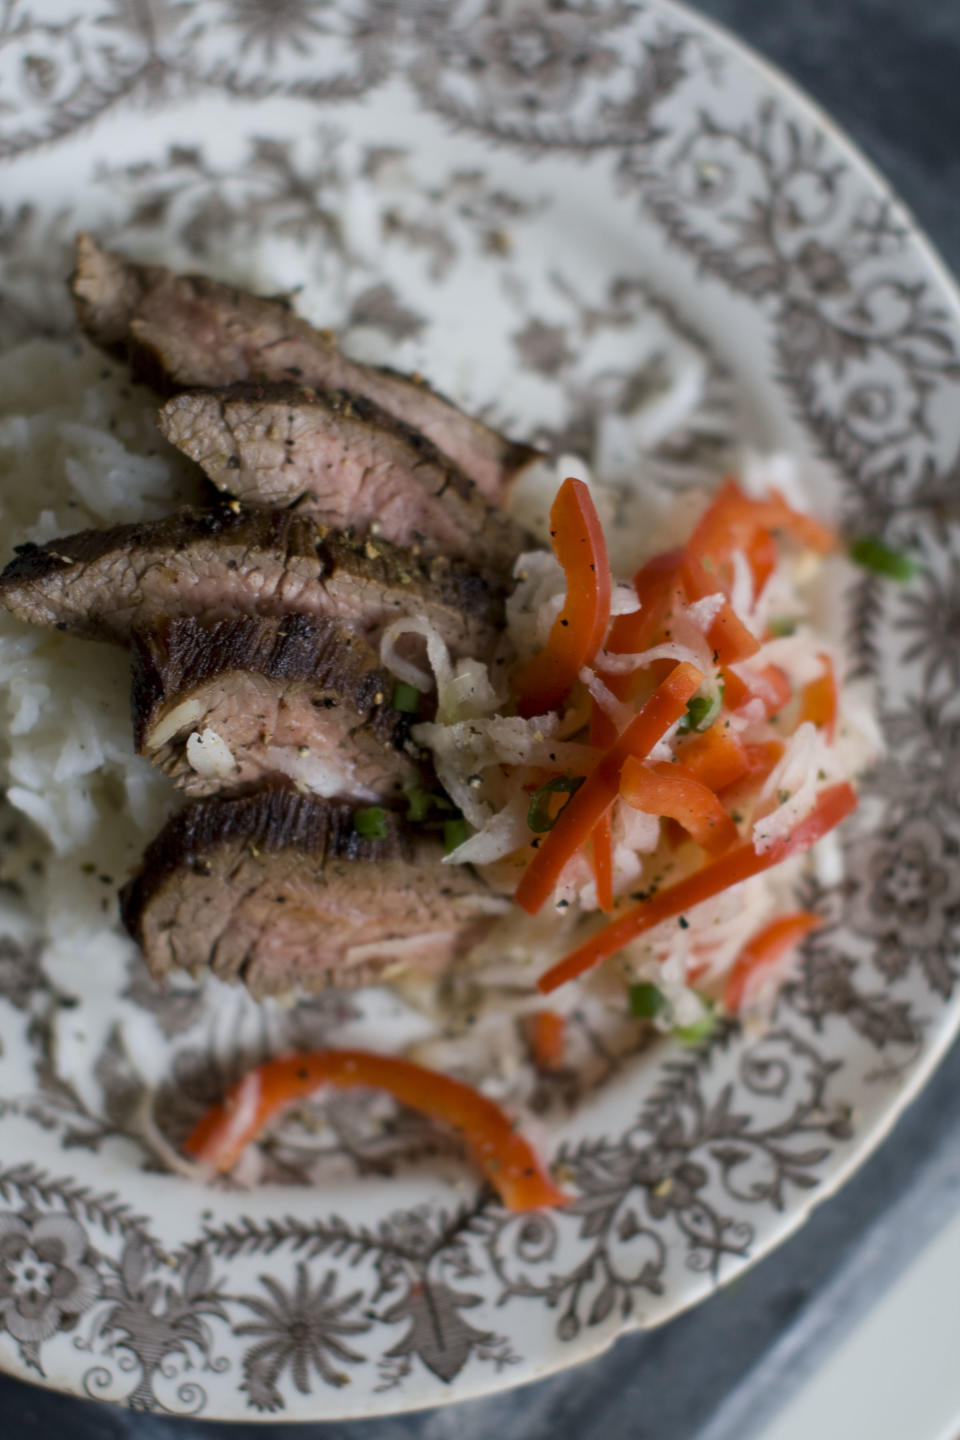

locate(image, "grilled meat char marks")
[[132, 615, 423, 800], [157, 382, 529, 574], [15, 235, 538, 994], [0, 505, 501, 660], [72, 233, 541, 504], [120, 784, 497, 997]]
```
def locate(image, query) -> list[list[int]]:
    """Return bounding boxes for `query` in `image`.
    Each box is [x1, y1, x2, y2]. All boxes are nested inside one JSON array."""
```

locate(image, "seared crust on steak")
[[157, 382, 530, 572], [72, 234, 541, 504], [0, 505, 502, 658], [120, 784, 497, 996], [131, 615, 423, 799]]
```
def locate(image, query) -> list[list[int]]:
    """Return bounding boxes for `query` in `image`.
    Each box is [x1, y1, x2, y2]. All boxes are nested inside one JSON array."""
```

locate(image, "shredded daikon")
[[753, 722, 822, 853], [389, 452, 877, 1064], [598, 641, 707, 675], [443, 793, 531, 866], [579, 667, 632, 730]]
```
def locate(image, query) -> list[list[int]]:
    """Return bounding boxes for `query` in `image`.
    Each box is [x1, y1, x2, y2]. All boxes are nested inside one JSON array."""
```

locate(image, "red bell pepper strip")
[[184, 1049, 568, 1212], [723, 663, 792, 718], [717, 740, 787, 815], [537, 782, 857, 993], [679, 525, 761, 668], [590, 811, 615, 912], [514, 477, 611, 718], [678, 479, 834, 664], [763, 488, 837, 554], [724, 911, 822, 1012], [741, 739, 787, 784], [514, 662, 704, 915], [684, 479, 836, 578], [620, 758, 738, 856], [747, 528, 778, 596], [588, 700, 615, 911], [524, 1011, 567, 1071], [605, 548, 684, 656], [703, 603, 762, 666], [798, 653, 838, 741], [675, 723, 752, 793], [598, 548, 684, 703]]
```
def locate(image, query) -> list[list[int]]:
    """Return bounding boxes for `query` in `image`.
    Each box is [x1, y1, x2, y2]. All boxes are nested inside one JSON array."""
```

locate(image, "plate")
[[0, 0, 958, 1421]]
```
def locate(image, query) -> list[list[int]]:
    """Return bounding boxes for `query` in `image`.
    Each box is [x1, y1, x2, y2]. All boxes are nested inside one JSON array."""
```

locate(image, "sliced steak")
[[156, 382, 529, 573], [120, 784, 497, 996], [131, 615, 423, 800], [72, 234, 541, 504], [0, 505, 501, 658]]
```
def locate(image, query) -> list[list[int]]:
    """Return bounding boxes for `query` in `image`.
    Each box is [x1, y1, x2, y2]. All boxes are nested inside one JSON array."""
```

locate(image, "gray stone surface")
[[3, 2, 959, 1436]]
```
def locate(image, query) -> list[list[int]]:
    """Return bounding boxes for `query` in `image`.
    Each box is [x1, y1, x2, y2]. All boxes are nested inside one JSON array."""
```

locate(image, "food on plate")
[[130, 615, 424, 800], [72, 234, 541, 502], [0, 239, 892, 1208], [119, 782, 499, 998], [156, 383, 530, 572], [0, 504, 502, 658]]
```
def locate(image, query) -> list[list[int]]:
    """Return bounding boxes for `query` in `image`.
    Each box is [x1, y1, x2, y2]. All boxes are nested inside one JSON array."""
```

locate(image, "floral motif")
[[223, 0, 331, 63], [895, 554, 960, 693], [0, 937, 44, 1011], [96, 1244, 228, 1413], [380, 1279, 495, 1385], [0, 1213, 100, 1373], [786, 941, 921, 1050], [121, 961, 206, 1040], [629, 102, 960, 527], [858, 819, 960, 947], [850, 819, 960, 996], [463, 0, 619, 112], [513, 317, 573, 376], [236, 1264, 369, 1411]]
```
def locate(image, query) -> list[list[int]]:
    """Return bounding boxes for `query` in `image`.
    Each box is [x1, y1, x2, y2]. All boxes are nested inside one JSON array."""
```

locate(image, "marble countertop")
[[4, 2, 959, 1436]]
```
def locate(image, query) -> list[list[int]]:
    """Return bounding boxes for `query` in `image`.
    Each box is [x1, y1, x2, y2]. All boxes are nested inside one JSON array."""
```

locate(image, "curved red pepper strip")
[[537, 782, 857, 993], [515, 477, 611, 718], [798, 653, 838, 742], [620, 758, 739, 856], [724, 911, 822, 1012], [184, 1050, 568, 1212], [679, 478, 836, 666]]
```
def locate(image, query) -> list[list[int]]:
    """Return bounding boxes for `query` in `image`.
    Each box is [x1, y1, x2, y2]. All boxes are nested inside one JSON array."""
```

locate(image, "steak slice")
[[120, 784, 497, 996], [0, 505, 501, 659], [72, 235, 541, 504], [131, 615, 423, 800], [156, 382, 529, 573]]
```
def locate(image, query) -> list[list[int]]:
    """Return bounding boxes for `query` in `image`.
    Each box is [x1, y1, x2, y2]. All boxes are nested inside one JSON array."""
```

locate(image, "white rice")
[[0, 341, 198, 898]]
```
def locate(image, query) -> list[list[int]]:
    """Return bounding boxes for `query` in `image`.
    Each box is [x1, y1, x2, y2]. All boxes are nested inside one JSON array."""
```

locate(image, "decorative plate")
[[0, 0, 958, 1421]]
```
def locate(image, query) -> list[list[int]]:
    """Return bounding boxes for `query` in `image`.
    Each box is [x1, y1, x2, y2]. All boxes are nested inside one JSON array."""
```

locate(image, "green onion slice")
[[403, 784, 432, 823], [677, 679, 725, 736], [629, 982, 667, 1019], [673, 1000, 717, 1047], [527, 776, 585, 834], [848, 536, 918, 583], [354, 806, 389, 840], [392, 681, 421, 714], [443, 818, 471, 853]]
